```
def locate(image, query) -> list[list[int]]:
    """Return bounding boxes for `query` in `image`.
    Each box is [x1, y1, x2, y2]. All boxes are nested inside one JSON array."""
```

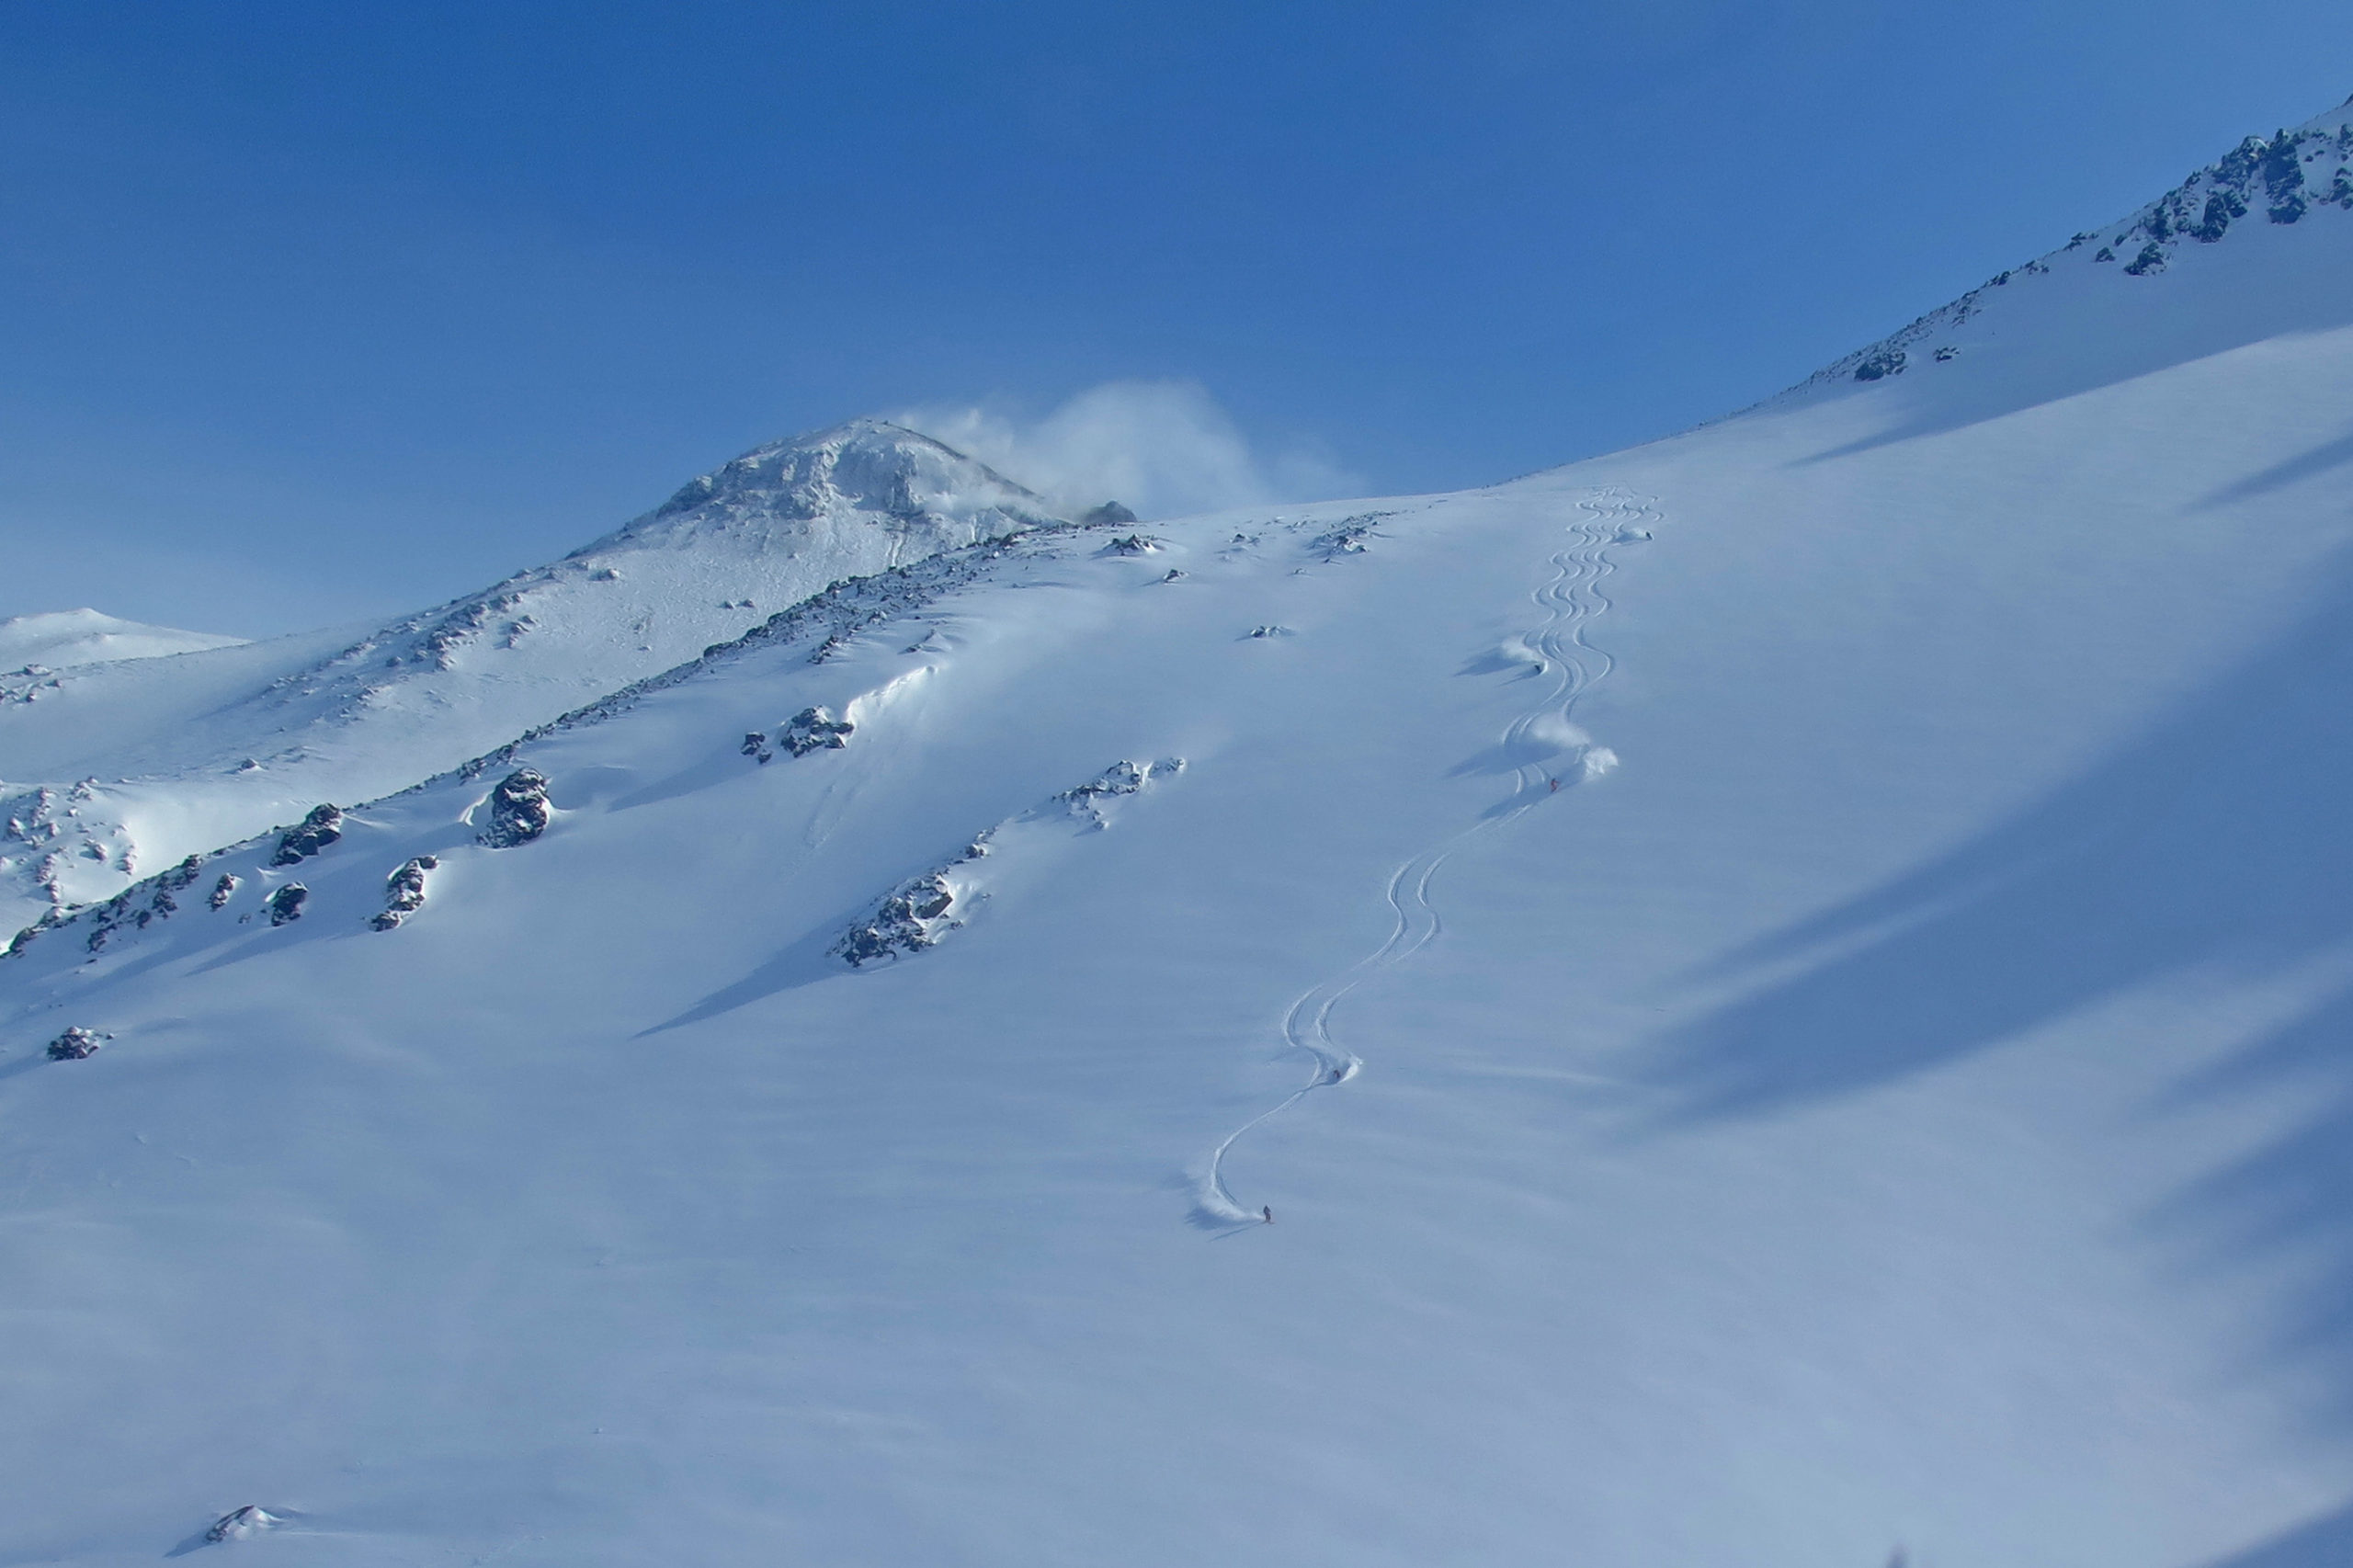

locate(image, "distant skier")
[[1261, 1205, 1274, 1224], [1548, 776, 1560, 792]]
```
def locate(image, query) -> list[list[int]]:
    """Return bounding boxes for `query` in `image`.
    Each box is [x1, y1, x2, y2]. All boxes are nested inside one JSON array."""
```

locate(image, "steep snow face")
[[0, 421, 1071, 929], [0, 608, 244, 670], [15, 105, 2353, 1568]]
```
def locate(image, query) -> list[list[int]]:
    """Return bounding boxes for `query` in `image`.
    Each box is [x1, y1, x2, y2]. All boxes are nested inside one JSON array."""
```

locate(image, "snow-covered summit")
[[585, 417, 1066, 557], [0, 609, 244, 672]]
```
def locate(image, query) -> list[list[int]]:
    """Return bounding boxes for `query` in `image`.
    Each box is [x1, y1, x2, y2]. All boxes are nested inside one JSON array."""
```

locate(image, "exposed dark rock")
[[781, 706, 854, 756], [1105, 533, 1160, 555], [267, 883, 309, 926], [1161, 568, 1187, 582], [1854, 348, 1907, 381], [742, 731, 772, 764], [1933, 346, 1961, 362], [371, 856, 439, 931], [1247, 625, 1293, 639], [837, 871, 961, 966], [2123, 241, 2167, 276], [480, 768, 551, 847], [1080, 501, 1139, 528], [271, 803, 344, 866], [2194, 188, 2245, 241], [5, 915, 56, 959], [209, 873, 240, 911], [46, 1025, 109, 1061]]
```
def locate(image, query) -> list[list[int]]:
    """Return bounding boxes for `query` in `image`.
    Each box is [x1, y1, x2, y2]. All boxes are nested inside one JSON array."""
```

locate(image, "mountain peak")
[[597, 417, 1066, 557]]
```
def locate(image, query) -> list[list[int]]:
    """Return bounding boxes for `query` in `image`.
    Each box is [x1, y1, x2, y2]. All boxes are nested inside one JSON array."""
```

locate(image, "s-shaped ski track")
[[1192, 486, 1656, 1229]]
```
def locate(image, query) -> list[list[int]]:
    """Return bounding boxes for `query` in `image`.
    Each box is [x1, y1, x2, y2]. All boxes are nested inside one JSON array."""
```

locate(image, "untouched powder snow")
[[10, 98, 2353, 1567], [0, 608, 245, 670]]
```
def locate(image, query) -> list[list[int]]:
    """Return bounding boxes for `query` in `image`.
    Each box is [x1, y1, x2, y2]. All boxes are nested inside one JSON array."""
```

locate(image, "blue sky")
[[3, 1, 2347, 636]]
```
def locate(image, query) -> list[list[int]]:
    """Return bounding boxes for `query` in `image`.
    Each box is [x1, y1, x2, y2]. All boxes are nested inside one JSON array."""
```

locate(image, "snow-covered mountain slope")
[[0, 420, 1085, 927], [0, 608, 245, 669], [12, 102, 2353, 1568]]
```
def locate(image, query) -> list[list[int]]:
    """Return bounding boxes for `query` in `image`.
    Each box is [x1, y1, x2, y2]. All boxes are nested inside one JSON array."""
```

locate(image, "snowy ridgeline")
[[0, 421, 1114, 932], [1786, 97, 2353, 389]]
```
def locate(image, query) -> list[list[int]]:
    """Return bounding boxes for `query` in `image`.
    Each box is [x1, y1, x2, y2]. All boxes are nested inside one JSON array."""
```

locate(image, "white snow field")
[[0, 608, 245, 670], [10, 100, 2353, 1566]]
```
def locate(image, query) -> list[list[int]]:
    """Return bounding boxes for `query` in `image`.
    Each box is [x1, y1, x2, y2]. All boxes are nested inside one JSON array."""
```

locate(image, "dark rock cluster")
[[1853, 347, 1908, 381], [837, 870, 962, 966], [480, 768, 551, 847], [371, 856, 439, 931], [46, 1025, 109, 1061], [86, 853, 208, 952], [781, 706, 855, 756], [267, 883, 309, 926], [271, 804, 344, 866], [209, 872, 239, 910]]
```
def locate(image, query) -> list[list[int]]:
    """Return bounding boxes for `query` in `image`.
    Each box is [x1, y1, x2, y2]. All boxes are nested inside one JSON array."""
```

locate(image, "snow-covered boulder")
[[204, 1505, 280, 1542], [45, 1026, 108, 1061], [266, 883, 308, 926]]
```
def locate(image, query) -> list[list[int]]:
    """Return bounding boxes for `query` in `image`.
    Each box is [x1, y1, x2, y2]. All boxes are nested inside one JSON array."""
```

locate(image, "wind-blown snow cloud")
[[893, 381, 1361, 521]]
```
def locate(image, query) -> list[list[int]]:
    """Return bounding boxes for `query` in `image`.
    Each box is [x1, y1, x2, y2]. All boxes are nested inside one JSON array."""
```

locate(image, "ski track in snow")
[[1193, 486, 1653, 1228]]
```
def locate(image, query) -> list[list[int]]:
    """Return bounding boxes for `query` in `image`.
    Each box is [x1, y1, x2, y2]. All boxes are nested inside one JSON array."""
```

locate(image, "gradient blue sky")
[[4, 2, 2347, 636]]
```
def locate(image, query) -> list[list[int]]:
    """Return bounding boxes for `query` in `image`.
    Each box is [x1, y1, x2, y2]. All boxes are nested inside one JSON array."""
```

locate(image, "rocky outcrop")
[[209, 872, 239, 910], [3, 909, 63, 959], [205, 1506, 280, 1542], [479, 769, 551, 847], [836, 758, 1185, 968], [1080, 501, 1139, 528], [781, 706, 854, 756], [837, 869, 966, 966], [270, 804, 344, 866], [85, 852, 208, 952], [745, 707, 853, 765], [1308, 514, 1392, 560], [1056, 757, 1185, 828], [371, 856, 438, 930], [45, 1025, 109, 1061], [267, 883, 308, 926], [1853, 347, 1907, 381]]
